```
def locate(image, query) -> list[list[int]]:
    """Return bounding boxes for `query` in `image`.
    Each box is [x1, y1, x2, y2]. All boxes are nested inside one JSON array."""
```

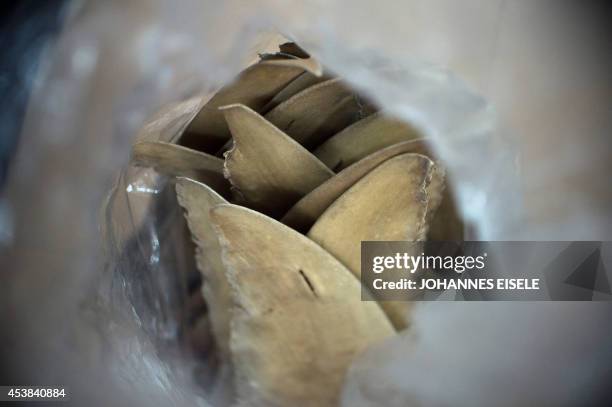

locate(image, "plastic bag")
[[3, 1, 611, 406]]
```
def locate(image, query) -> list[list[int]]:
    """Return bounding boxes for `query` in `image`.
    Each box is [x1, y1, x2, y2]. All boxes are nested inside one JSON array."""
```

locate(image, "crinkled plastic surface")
[[2, 1, 611, 406]]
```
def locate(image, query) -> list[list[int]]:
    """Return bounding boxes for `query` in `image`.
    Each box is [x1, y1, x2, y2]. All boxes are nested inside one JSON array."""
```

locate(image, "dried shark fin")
[[264, 78, 364, 148], [307, 153, 435, 330], [282, 139, 433, 232], [222, 104, 333, 217], [176, 178, 233, 364], [314, 112, 422, 171], [428, 183, 465, 240], [131, 141, 230, 197], [182, 58, 322, 153], [261, 71, 330, 113], [215, 71, 332, 157], [210, 204, 394, 407]]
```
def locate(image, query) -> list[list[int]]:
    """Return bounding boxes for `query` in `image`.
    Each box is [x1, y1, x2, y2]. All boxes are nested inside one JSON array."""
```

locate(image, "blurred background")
[[1, 1, 611, 406]]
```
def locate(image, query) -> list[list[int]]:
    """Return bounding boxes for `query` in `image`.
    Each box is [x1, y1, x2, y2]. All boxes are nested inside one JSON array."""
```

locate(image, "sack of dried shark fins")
[[114, 41, 464, 406]]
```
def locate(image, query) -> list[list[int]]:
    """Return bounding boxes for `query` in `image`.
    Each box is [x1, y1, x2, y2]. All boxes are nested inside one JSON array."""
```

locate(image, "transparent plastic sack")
[[2, 1, 611, 406]]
